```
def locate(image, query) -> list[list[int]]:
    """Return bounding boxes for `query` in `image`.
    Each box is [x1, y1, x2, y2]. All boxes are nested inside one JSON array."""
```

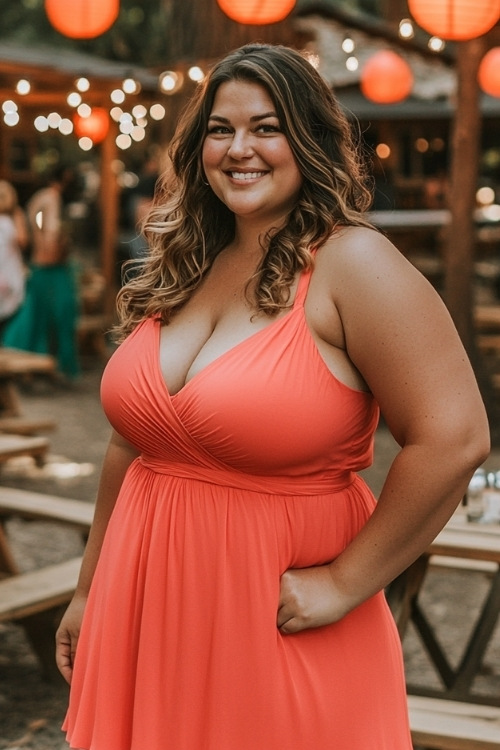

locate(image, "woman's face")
[[202, 80, 303, 228]]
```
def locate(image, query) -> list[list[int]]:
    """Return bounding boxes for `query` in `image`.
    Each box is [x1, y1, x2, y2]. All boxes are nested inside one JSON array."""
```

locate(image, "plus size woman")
[[56, 44, 489, 750]]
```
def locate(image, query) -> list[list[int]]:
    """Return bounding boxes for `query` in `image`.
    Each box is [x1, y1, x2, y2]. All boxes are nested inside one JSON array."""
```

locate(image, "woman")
[[56, 44, 489, 749], [0, 180, 28, 329], [1, 166, 80, 379]]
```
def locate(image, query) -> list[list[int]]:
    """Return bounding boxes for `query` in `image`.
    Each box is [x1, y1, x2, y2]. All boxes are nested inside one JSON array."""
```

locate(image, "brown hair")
[[115, 43, 374, 339]]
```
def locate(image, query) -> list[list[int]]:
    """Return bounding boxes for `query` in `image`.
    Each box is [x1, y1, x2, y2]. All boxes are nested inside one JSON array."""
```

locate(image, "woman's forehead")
[[208, 80, 276, 116]]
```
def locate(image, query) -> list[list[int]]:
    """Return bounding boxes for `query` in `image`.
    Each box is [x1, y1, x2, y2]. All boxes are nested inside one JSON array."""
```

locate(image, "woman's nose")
[[227, 131, 253, 158]]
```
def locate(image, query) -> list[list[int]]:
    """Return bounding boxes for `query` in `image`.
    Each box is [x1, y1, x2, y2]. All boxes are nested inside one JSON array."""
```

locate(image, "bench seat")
[[408, 695, 500, 749], [0, 434, 49, 465], [0, 486, 94, 529], [0, 556, 83, 621], [429, 555, 497, 575], [0, 416, 57, 435]]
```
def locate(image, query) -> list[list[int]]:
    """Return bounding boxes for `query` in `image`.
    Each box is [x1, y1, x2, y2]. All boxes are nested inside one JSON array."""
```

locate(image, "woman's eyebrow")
[[207, 111, 278, 123]]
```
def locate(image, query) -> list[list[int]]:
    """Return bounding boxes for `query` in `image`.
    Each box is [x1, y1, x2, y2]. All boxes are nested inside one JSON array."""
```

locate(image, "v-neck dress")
[[63, 266, 412, 750]]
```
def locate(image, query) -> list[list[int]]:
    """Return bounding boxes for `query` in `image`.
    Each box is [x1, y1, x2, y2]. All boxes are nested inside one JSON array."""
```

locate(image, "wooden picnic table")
[[0, 347, 56, 418], [0, 486, 93, 679], [387, 507, 500, 707], [0, 348, 57, 452]]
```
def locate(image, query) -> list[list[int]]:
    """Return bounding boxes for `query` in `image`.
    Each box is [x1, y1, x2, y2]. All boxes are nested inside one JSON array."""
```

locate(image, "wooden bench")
[[0, 486, 94, 529], [408, 695, 500, 749], [0, 487, 93, 679], [0, 416, 57, 435], [0, 433, 50, 466], [0, 555, 84, 680], [430, 555, 497, 575], [0, 556, 83, 621]]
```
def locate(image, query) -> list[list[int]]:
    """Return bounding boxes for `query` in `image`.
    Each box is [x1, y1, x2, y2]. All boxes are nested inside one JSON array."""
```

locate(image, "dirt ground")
[[0, 357, 499, 749]]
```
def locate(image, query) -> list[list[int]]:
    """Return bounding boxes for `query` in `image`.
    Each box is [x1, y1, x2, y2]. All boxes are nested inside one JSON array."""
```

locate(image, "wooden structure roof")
[[0, 42, 162, 298]]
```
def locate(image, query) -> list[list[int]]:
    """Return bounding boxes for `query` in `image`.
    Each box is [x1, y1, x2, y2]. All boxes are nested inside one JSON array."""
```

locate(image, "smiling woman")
[[56, 43, 489, 750], [202, 80, 303, 228]]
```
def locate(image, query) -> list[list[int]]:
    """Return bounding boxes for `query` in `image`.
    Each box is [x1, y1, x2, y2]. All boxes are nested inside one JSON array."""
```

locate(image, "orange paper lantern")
[[408, 0, 500, 41], [360, 51, 414, 105], [73, 108, 110, 144], [45, 0, 119, 39], [216, 0, 295, 24], [479, 47, 500, 96]]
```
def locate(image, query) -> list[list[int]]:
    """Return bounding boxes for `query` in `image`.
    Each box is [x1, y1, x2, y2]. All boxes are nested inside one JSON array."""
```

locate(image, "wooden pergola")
[[0, 41, 162, 300]]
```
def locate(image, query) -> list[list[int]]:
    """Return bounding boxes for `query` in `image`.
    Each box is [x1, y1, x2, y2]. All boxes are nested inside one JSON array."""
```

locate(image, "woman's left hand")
[[277, 565, 347, 634]]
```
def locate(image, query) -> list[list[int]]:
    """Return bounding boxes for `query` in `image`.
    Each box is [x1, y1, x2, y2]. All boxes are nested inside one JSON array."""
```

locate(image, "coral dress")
[[63, 266, 412, 749]]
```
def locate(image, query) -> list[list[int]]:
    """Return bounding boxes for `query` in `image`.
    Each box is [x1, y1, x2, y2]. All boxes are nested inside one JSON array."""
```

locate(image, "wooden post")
[[443, 36, 500, 429], [98, 122, 119, 312], [443, 38, 485, 356]]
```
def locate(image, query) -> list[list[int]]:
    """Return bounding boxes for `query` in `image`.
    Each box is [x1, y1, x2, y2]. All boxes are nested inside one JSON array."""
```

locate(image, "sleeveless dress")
[[63, 266, 412, 750]]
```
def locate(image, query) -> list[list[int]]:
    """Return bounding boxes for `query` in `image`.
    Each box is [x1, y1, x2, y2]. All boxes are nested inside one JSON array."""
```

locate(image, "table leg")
[[0, 523, 19, 576], [405, 563, 500, 706], [452, 568, 500, 696], [0, 380, 22, 417], [386, 554, 430, 638]]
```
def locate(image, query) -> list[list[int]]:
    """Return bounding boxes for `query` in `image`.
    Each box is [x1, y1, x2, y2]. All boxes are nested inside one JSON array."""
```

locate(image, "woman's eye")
[[207, 125, 231, 135], [256, 124, 281, 133]]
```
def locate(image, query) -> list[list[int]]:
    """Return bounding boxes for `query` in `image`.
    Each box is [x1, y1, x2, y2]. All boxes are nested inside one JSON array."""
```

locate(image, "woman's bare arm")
[[55, 430, 139, 681], [278, 228, 490, 633]]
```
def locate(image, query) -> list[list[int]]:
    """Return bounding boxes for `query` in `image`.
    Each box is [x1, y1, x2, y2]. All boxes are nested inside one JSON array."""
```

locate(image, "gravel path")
[[0, 361, 499, 749]]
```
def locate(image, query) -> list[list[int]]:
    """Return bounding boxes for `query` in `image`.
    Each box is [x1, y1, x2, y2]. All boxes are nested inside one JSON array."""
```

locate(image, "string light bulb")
[[342, 35, 355, 54], [188, 66, 204, 83], [159, 71, 184, 94], [122, 77, 140, 95], [16, 79, 31, 95], [428, 36, 446, 52], [399, 18, 415, 39], [76, 77, 90, 92], [67, 92, 82, 107]]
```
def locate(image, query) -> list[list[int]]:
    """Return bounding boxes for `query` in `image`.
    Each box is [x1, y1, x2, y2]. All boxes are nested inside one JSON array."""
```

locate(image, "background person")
[[56, 44, 489, 750], [0, 179, 28, 334], [1, 165, 80, 379]]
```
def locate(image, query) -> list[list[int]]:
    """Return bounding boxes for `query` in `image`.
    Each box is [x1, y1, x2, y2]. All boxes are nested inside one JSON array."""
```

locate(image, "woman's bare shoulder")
[[314, 224, 423, 299], [317, 225, 403, 266]]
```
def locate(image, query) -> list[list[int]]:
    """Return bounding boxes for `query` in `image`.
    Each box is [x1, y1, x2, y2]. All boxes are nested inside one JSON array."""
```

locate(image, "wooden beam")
[[99, 121, 119, 308], [0, 90, 113, 107]]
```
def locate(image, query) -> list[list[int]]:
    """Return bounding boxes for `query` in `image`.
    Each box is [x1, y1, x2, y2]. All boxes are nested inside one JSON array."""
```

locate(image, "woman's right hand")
[[55, 593, 87, 684]]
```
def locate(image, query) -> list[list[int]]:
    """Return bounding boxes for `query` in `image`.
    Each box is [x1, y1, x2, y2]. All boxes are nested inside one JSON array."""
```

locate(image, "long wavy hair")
[[114, 43, 374, 340]]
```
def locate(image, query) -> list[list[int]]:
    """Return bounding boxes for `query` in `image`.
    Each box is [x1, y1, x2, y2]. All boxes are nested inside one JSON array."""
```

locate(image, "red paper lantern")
[[73, 108, 110, 144], [408, 0, 500, 41], [360, 51, 414, 105], [45, 0, 119, 39], [479, 47, 500, 96], [216, 0, 295, 24]]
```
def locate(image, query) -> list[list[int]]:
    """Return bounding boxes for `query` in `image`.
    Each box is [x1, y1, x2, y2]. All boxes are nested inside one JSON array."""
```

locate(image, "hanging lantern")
[[407, 0, 500, 41], [45, 0, 119, 39], [360, 51, 414, 105], [73, 108, 110, 144], [216, 0, 295, 25], [479, 47, 500, 96]]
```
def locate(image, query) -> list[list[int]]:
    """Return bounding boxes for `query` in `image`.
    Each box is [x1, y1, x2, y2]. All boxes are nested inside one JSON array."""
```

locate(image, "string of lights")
[[1, 1, 500, 151]]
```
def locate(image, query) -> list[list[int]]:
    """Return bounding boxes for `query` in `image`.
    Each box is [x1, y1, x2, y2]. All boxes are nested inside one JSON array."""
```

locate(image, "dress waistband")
[[137, 457, 355, 496]]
